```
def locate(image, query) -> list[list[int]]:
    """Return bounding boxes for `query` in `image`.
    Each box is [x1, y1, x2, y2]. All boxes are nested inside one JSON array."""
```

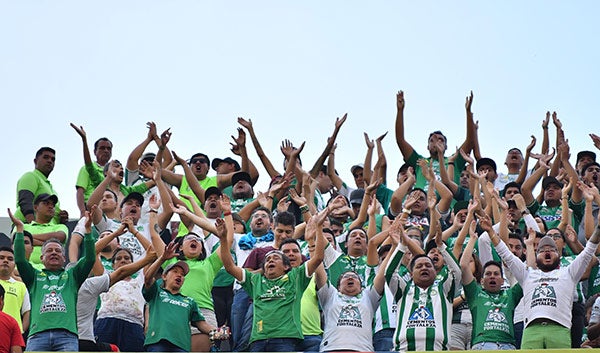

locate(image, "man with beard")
[[461, 234, 523, 350], [487, 214, 600, 349]]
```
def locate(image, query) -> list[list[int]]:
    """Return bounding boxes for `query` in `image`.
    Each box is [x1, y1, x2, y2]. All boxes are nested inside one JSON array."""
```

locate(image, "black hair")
[[409, 253, 433, 272], [94, 137, 113, 152], [428, 130, 447, 143], [0, 284, 4, 298], [347, 227, 368, 243], [111, 247, 134, 264], [261, 251, 292, 273], [274, 211, 296, 227], [280, 238, 301, 250], [336, 270, 362, 289], [0, 246, 14, 254], [377, 244, 392, 259], [35, 147, 55, 158], [483, 260, 504, 278]]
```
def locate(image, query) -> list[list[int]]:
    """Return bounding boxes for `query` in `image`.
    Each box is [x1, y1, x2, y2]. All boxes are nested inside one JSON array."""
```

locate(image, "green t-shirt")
[[300, 276, 322, 335], [588, 261, 600, 298], [375, 184, 394, 214], [22, 222, 69, 266], [77, 162, 105, 202], [324, 245, 368, 289], [178, 175, 218, 234], [143, 280, 204, 351], [13, 231, 96, 337], [15, 169, 62, 224], [163, 252, 223, 310], [464, 280, 522, 346], [241, 264, 311, 343]]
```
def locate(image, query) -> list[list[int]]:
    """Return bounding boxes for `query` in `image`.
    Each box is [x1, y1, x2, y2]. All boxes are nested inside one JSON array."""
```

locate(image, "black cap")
[[349, 189, 365, 205], [577, 151, 596, 163], [204, 186, 222, 200], [34, 193, 58, 205], [211, 157, 241, 172], [120, 192, 144, 208], [232, 171, 252, 186], [476, 157, 497, 172], [542, 176, 563, 190]]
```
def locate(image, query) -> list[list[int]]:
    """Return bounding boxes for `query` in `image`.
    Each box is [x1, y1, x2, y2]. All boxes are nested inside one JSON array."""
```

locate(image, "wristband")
[[448, 162, 455, 165], [300, 205, 310, 213], [149, 208, 158, 213], [223, 211, 232, 217], [402, 208, 412, 215], [267, 195, 274, 200]]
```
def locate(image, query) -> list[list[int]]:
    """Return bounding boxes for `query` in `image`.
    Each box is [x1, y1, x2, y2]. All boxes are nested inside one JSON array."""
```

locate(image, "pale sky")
[[1, 1, 599, 229]]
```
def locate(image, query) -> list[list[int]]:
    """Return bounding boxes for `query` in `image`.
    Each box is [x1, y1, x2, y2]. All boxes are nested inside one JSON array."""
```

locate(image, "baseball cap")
[[542, 176, 563, 190], [536, 236, 558, 254], [164, 260, 190, 276], [349, 189, 365, 205], [577, 151, 596, 164], [189, 153, 210, 166], [120, 192, 144, 208], [211, 157, 241, 172], [232, 171, 252, 186], [476, 157, 497, 172], [204, 186, 222, 200], [350, 164, 364, 175], [34, 193, 58, 205]]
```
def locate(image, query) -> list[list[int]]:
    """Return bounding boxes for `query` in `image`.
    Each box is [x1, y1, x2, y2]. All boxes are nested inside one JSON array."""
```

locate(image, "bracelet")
[[149, 208, 158, 213], [460, 293, 466, 301], [267, 195, 274, 200], [300, 205, 310, 213], [223, 211, 232, 217], [402, 208, 412, 215], [448, 162, 455, 165]]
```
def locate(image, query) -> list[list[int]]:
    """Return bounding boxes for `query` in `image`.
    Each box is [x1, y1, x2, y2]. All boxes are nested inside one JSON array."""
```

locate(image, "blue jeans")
[[373, 328, 394, 351], [472, 342, 516, 350], [297, 334, 322, 352], [145, 339, 186, 352], [250, 338, 298, 352], [513, 321, 524, 349], [27, 329, 79, 351], [231, 288, 253, 351]]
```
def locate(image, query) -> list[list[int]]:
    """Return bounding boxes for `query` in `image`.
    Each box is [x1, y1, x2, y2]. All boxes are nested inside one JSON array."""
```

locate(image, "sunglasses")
[[189, 158, 208, 165]]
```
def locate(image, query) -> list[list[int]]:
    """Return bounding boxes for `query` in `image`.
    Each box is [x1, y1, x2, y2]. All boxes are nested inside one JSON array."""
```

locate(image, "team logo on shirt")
[[258, 285, 286, 301], [483, 308, 510, 333], [337, 304, 363, 328], [119, 234, 143, 256], [407, 306, 435, 328], [531, 283, 557, 308], [39, 291, 67, 313]]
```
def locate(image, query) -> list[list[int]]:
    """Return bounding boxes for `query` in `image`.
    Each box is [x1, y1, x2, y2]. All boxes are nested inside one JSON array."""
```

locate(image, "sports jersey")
[[386, 244, 461, 351], [241, 264, 311, 343], [464, 279, 522, 346], [0, 278, 30, 332], [143, 279, 204, 351], [318, 283, 381, 352], [323, 244, 368, 288], [495, 240, 597, 328]]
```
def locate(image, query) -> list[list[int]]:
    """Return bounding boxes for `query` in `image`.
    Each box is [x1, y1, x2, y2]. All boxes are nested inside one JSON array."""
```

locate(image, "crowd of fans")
[[3, 91, 600, 352]]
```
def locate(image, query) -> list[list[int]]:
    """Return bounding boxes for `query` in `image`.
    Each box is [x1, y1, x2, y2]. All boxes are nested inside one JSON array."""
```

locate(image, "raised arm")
[[172, 151, 205, 205], [516, 135, 536, 184], [125, 122, 157, 179], [144, 241, 178, 289], [238, 117, 281, 179], [521, 156, 551, 205], [71, 123, 95, 217], [216, 217, 243, 281], [309, 113, 347, 178], [460, 223, 478, 285], [394, 91, 416, 159]]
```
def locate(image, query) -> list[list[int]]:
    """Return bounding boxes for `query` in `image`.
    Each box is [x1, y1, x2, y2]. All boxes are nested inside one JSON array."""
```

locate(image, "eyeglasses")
[[189, 158, 208, 165], [538, 247, 557, 253], [548, 233, 563, 240]]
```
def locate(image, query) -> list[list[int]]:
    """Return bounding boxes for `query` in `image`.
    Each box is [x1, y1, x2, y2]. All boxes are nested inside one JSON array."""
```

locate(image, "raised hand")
[[590, 133, 600, 150], [526, 135, 537, 154], [147, 122, 158, 140], [237, 117, 253, 131], [396, 90, 405, 111], [160, 128, 172, 147], [8, 208, 24, 232], [542, 112, 550, 129], [334, 113, 347, 130], [70, 123, 87, 139], [218, 195, 232, 214], [364, 132, 374, 149], [552, 111, 562, 129]]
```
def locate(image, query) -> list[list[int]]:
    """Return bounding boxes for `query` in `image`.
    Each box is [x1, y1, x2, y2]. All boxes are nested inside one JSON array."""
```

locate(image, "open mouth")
[[175, 277, 182, 285], [208, 201, 217, 209]]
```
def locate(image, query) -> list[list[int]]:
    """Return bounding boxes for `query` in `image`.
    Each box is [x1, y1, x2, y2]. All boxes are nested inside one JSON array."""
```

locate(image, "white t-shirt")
[[318, 283, 381, 352]]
